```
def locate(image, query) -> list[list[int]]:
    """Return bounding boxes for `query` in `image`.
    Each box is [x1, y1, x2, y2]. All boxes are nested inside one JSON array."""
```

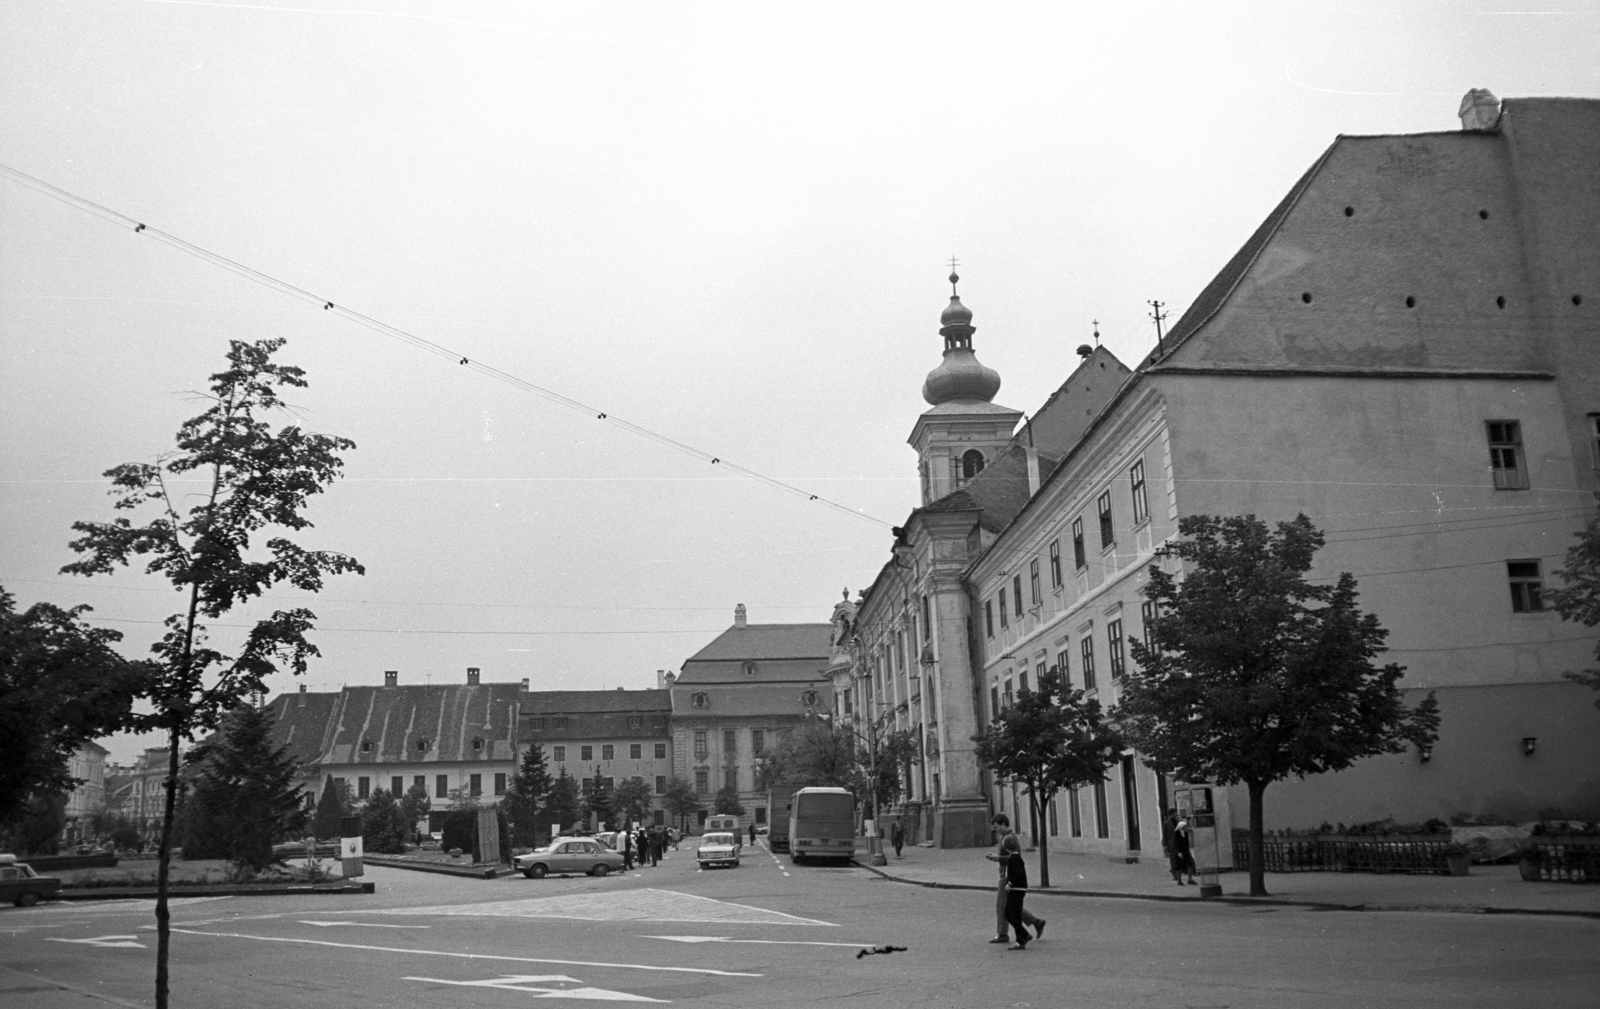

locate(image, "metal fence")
[[1526, 838, 1600, 883], [1231, 834, 1454, 874]]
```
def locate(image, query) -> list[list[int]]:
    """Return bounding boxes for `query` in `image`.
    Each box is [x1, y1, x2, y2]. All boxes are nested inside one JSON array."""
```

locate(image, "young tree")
[[360, 788, 408, 854], [867, 728, 920, 816], [662, 776, 701, 833], [712, 784, 746, 818], [972, 667, 1124, 887], [185, 703, 310, 874], [311, 775, 348, 839], [1117, 514, 1440, 897], [545, 770, 581, 834], [1547, 498, 1600, 707], [62, 338, 362, 1008], [764, 717, 862, 791], [611, 776, 654, 829], [579, 770, 614, 829], [503, 744, 552, 847], [400, 784, 432, 840], [0, 587, 150, 822]]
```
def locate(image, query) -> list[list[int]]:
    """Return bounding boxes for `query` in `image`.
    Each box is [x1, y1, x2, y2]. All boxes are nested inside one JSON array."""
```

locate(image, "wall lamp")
[[1418, 745, 1433, 763], [1522, 736, 1538, 757]]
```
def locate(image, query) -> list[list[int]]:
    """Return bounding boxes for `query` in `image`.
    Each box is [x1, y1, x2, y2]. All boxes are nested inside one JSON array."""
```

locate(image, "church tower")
[[907, 272, 1023, 505]]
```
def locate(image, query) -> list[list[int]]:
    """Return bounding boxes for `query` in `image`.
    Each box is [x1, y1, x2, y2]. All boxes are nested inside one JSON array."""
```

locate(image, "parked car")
[[514, 837, 626, 879], [696, 832, 741, 869], [0, 854, 62, 907]]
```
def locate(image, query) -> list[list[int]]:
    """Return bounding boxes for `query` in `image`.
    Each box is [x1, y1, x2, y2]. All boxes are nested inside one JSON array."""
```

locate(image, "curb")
[[851, 862, 1600, 920], [362, 857, 501, 879], [57, 881, 375, 900]]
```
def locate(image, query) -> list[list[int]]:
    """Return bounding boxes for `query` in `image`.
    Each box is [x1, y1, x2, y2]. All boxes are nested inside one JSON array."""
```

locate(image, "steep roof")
[[521, 690, 672, 714], [264, 690, 343, 768], [680, 624, 832, 665], [670, 681, 822, 718], [913, 442, 1052, 534], [318, 682, 520, 765]]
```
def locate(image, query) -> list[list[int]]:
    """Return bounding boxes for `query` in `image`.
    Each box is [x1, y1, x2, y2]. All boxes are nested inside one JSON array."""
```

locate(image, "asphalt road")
[[2, 841, 1596, 1007]]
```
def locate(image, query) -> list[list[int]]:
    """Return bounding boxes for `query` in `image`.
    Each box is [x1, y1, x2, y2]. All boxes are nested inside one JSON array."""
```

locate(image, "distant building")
[[104, 747, 171, 843], [672, 606, 834, 831], [519, 687, 674, 829], [62, 742, 108, 842]]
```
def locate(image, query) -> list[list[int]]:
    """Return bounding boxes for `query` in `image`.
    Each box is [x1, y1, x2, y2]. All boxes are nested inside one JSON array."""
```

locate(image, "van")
[[704, 814, 739, 834]]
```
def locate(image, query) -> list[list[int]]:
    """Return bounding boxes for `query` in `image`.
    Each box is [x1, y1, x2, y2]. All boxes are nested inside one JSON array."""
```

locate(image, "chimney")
[[467, 667, 481, 686], [664, 672, 677, 688], [1025, 445, 1041, 496], [734, 603, 747, 628], [519, 678, 529, 692], [297, 683, 307, 707], [383, 670, 398, 687], [1459, 88, 1501, 131], [656, 668, 665, 689]]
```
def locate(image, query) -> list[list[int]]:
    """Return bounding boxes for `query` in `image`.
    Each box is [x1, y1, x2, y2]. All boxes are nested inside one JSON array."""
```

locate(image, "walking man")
[[986, 814, 1044, 943], [998, 834, 1030, 950], [890, 820, 904, 858]]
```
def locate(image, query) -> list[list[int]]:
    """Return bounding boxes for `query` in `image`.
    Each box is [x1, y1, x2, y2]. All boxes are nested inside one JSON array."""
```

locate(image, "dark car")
[[0, 854, 63, 907]]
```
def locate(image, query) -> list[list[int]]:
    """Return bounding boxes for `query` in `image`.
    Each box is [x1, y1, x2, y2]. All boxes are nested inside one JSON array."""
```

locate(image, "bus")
[[787, 787, 857, 865], [766, 784, 798, 852]]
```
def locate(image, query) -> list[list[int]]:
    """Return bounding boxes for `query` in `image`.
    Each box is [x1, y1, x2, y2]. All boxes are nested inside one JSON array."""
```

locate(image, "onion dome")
[[922, 271, 1002, 405]]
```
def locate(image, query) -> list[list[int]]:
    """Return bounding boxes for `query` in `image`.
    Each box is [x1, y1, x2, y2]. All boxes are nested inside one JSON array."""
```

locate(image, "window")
[[1108, 620, 1126, 680], [494, 773, 506, 796], [694, 731, 708, 760], [1018, 670, 1029, 695], [1093, 779, 1110, 838], [1097, 490, 1115, 549], [413, 775, 425, 793], [752, 729, 765, 753], [528, 717, 546, 731], [390, 776, 403, 796], [552, 716, 568, 729], [1589, 414, 1600, 469], [723, 729, 737, 752], [1072, 517, 1086, 569], [1508, 560, 1544, 612], [553, 745, 566, 762], [602, 744, 614, 761], [755, 807, 767, 825], [724, 766, 738, 790], [630, 743, 642, 759], [743, 660, 758, 677], [1012, 575, 1024, 616], [602, 776, 614, 792], [1488, 420, 1529, 489], [1056, 647, 1071, 688], [1069, 787, 1082, 837], [469, 774, 482, 796], [654, 742, 667, 759], [435, 775, 448, 799], [999, 589, 1009, 628], [985, 600, 995, 637], [1140, 601, 1157, 656], [1049, 540, 1062, 588], [1003, 679, 1014, 709], [357, 776, 370, 799], [628, 714, 642, 728], [962, 449, 985, 479], [360, 739, 371, 753], [1130, 459, 1148, 525], [581, 745, 593, 762], [695, 770, 708, 794], [1081, 635, 1097, 690], [654, 809, 665, 826], [472, 737, 483, 752], [990, 685, 1000, 722], [1029, 559, 1041, 605], [580, 777, 592, 796], [1049, 796, 1059, 837], [655, 775, 666, 794], [416, 738, 430, 752], [691, 692, 710, 709], [922, 595, 931, 641]]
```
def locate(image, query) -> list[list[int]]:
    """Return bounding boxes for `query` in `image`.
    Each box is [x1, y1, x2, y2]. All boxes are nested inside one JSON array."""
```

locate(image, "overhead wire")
[[0, 162, 893, 529]]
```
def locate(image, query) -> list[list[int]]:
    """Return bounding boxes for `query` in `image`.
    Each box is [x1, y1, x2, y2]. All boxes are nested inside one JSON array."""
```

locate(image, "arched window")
[[961, 449, 986, 480]]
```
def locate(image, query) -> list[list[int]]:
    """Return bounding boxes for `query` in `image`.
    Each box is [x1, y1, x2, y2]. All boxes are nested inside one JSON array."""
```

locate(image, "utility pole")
[[1148, 300, 1168, 358]]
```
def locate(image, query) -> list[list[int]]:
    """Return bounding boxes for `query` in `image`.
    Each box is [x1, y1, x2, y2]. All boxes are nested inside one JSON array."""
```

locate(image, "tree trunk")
[[1246, 778, 1268, 897], [1031, 788, 1049, 888], [155, 720, 180, 1009]]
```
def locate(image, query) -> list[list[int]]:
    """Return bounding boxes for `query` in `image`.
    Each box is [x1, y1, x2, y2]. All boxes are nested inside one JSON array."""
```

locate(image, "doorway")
[[1120, 755, 1142, 851]]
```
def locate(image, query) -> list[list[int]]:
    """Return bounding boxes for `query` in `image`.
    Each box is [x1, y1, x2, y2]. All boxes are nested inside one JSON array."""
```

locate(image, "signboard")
[[340, 814, 364, 878], [476, 808, 501, 865]]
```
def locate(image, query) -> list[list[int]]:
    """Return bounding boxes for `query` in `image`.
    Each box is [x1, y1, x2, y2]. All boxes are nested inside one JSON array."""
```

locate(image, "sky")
[[3, 0, 1598, 764]]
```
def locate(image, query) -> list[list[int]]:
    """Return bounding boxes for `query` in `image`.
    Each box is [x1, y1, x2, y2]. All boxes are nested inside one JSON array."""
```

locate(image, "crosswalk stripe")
[[368, 888, 836, 927]]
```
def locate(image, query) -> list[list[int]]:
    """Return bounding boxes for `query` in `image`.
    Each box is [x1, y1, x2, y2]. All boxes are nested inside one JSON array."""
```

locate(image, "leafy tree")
[[400, 784, 432, 840], [1547, 498, 1600, 707], [446, 787, 482, 813], [867, 728, 921, 816], [0, 792, 67, 855], [1117, 514, 1441, 897], [579, 770, 614, 829], [712, 784, 746, 818], [312, 775, 349, 839], [763, 718, 861, 792], [662, 776, 701, 832], [503, 744, 552, 847], [185, 703, 310, 873], [972, 667, 1124, 887], [360, 788, 408, 854], [0, 587, 150, 822], [108, 816, 144, 852], [545, 770, 581, 833], [611, 776, 654, 828], [62, 338, 362, 1009]]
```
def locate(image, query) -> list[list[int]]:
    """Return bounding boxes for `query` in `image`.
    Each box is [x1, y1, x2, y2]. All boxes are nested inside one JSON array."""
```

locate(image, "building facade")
[[62, 742, 108, 843], [672, 606, 833, 831], [519, 686, 674, 829]]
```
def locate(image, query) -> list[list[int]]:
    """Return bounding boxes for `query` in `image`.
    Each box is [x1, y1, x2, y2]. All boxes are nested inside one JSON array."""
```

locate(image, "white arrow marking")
[[46, 935, 146, 948], [405, 975, 665, 1001], [299, 920, 430, 929], [643, 935, 874, 948]]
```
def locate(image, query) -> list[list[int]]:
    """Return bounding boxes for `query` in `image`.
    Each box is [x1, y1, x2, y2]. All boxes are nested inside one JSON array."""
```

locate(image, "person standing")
[[1172, 816, 1198, 885], [890, 820, 904, 858], [986, 814, 1044, 943], [649, 827, 663, 866], [999, 834, 1031, 949], [749, 822, 757, 847], [620, 827, 634, 871]]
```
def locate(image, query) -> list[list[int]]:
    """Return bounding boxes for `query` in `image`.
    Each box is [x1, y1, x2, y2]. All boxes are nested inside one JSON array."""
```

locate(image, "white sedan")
[[696, 832, 741, 869]]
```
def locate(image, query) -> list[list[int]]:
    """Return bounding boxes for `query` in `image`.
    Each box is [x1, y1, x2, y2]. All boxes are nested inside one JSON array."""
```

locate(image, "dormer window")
[[627, 714, 642, 728], [552, 716, 568, 729], [742, 661, 757, 677], [691, 692, 710, 709], [472, 737, 484, 752], [416, 738, 430, 752], [360, 740, 372, 753]]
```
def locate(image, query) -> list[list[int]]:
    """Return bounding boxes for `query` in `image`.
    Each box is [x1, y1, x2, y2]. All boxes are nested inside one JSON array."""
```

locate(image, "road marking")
[[45, 934, 146, 948], [41, 895, 233, 914], [644, 935, 875, 948], [405, 974, 665, 1001], [164, 928, 762, 976], [368, 888, 836, 927], [299, 920, 431, 929]]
